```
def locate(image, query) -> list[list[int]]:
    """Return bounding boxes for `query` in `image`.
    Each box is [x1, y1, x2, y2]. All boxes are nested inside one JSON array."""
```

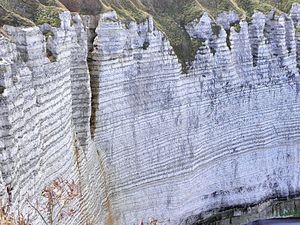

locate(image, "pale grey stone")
[[216, 11, 240, 30], [0, 6, 300, 225]]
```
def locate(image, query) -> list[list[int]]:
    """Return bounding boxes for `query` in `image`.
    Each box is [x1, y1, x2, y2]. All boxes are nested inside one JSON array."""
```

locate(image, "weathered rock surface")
[[0, 13, 106, 224], [1, 3, 300, 225]]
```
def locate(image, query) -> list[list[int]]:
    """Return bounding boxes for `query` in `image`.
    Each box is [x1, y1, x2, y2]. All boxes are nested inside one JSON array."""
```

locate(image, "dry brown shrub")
[[28, 178, 80, 225]]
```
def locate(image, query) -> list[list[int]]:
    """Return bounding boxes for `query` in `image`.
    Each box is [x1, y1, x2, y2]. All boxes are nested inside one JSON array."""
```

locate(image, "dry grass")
[[28, 178, 80, 225], [0, 178, 80, 225], [0, 200, 31, 225]]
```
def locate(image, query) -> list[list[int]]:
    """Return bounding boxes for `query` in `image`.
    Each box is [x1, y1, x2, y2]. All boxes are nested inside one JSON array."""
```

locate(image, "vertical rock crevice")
[[81, 15, 100, 139], [80, 13, 117, 225]]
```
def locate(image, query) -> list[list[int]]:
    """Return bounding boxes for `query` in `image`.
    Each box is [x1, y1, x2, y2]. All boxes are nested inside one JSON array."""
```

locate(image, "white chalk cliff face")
[[1, 3, 300, 225]]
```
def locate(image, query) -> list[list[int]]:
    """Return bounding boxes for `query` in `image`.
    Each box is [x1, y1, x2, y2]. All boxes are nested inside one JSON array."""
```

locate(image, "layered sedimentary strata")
[[88, 4, 300, 225], [1, 3, 300, 225], [0, 13, 105, 224]]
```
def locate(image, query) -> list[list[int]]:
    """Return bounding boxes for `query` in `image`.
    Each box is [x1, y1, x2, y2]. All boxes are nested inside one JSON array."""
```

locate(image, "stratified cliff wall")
[[1, 3, 300, 225], [88, 6, 300, 225], [0, 13, 107, 224]]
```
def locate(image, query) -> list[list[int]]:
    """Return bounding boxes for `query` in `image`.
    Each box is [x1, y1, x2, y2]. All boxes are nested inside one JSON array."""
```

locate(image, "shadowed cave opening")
[[42, 30, 57, 62], [46, 48, 57, 62], [0, 86, 4, 95]]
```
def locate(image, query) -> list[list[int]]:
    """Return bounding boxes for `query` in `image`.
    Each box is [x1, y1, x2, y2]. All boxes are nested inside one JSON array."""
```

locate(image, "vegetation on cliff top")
[[0, 0, 65, 27], [80, 0, 297, 69], [0, 5, 35, 27], [0, 0, 298, 68]]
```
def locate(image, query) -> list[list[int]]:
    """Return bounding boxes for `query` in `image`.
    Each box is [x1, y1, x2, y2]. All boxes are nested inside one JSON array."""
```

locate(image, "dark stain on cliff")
[[189, 193, 300, 225], [247, 218, 300, 225]]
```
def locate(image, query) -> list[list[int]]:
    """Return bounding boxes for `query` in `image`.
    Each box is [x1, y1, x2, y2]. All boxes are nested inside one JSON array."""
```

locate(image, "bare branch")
[[26, 200, 48, 225]]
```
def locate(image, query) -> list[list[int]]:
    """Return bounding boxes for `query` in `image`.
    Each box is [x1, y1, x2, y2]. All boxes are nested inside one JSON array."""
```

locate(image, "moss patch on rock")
[[0, 0, 64, 27], [34, 5, 63, 26], [99, 0, 148, 23]]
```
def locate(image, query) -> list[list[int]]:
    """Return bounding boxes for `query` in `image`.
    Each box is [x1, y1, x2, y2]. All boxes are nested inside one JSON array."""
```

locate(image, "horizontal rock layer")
[[89, 4, 300, 225], [1, 4, 300, 225], [0, 12, 106, 224]]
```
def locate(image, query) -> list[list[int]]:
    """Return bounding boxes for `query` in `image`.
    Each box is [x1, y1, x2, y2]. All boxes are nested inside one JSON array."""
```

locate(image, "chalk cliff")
[[1, 2, 300, 225]]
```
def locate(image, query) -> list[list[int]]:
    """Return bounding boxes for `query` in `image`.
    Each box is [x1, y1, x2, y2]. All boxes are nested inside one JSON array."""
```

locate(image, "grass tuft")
[[34, 5, 63, 26]]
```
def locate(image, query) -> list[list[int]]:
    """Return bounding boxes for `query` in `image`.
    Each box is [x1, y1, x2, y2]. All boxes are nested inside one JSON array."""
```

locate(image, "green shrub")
[[34, 5, 63, 27]]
